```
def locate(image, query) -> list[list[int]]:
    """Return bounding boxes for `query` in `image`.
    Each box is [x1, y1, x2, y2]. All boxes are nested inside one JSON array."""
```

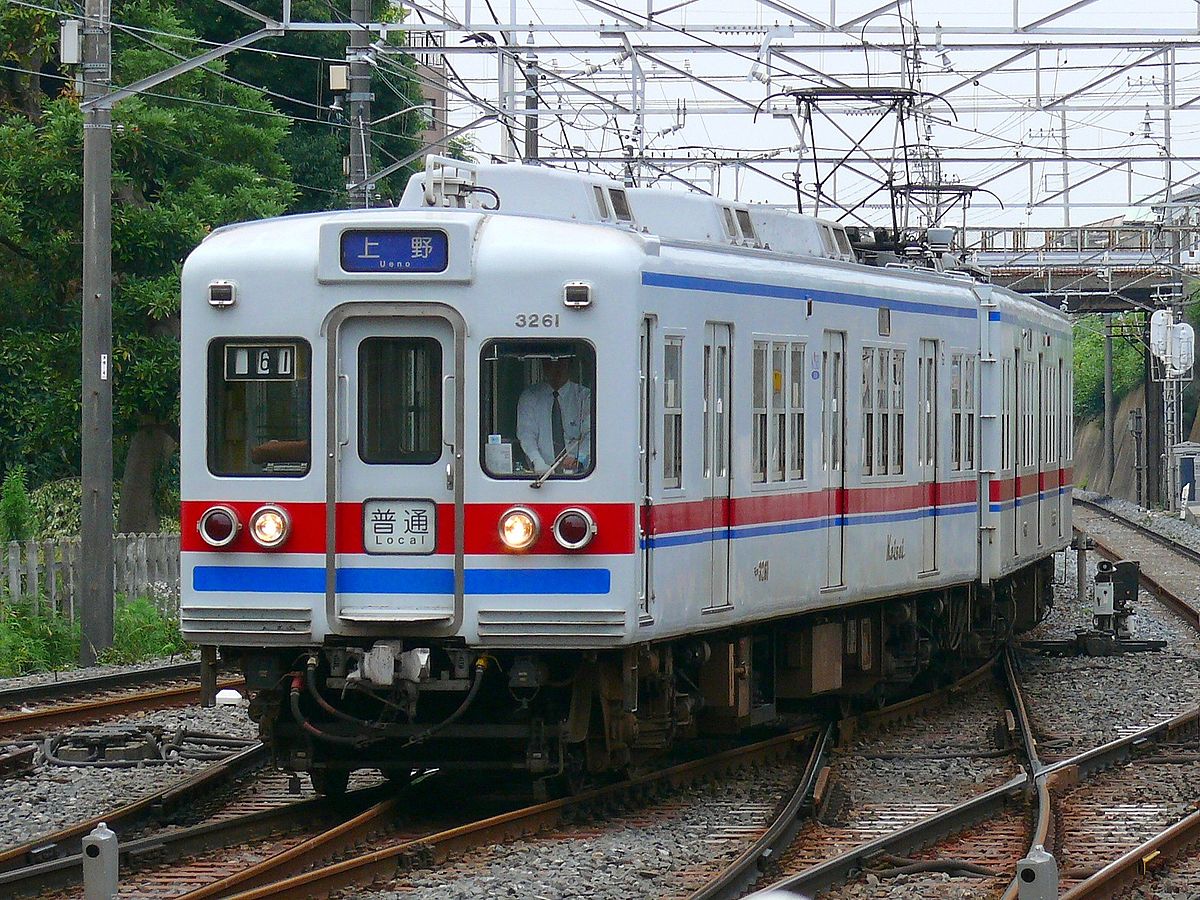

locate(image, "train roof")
[[194, 157, 1070, 332]]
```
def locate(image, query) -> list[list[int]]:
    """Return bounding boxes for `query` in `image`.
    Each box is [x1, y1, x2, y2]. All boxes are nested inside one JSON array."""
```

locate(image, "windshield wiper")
[[530, 435, 584, 490]]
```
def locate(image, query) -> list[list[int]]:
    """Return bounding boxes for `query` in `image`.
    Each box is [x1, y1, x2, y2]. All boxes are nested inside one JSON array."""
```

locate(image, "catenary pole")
[[80, 0, 114, 665], [348, 0, 373, 207]]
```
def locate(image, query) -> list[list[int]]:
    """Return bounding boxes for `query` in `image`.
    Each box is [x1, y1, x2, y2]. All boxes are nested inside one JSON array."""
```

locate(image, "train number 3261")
[[515, 314, 560, 328]]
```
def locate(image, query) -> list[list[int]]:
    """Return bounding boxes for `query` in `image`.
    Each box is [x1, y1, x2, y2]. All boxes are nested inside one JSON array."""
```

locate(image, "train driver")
[[516, 355, 591, 475]]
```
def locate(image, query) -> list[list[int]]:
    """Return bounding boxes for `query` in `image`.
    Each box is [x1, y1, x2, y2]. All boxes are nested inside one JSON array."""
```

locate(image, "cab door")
[[326, 307, 464, 634]]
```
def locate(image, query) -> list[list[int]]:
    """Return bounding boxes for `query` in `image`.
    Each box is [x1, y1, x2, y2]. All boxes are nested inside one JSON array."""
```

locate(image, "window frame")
[[477, 337, 598, 481], [753, 334, 807, 488], [206, 336, 313, 479], [357, 335, 444, 466], [609, 188, 633, 222], [662, 335, 685, 490], [861, 343, 905, 478]]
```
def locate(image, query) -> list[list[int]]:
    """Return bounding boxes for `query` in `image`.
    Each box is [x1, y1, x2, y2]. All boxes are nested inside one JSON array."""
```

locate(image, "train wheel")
[[310, 767, 349, 797]]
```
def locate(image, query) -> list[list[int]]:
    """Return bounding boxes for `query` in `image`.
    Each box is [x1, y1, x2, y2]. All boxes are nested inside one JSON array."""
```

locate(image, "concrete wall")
[[1073, 390, 1147, 502]]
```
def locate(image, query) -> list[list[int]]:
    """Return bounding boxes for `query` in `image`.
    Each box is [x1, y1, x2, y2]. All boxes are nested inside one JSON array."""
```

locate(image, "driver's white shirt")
[[516, 381, 592, 472]]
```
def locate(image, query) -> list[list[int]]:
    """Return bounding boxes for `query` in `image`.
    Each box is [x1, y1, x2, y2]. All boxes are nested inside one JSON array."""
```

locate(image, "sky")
[[396, 0, 1200, 233]]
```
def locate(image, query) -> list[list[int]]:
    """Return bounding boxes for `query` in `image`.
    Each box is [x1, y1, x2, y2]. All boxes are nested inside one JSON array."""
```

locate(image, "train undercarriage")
[[227, 560, 1055, 795]]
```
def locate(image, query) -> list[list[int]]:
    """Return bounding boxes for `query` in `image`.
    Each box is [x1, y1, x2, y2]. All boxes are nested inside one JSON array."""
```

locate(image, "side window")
[[789, 343, 806, 479], [770, 343, 787, 480], [757, 338, 807, 484], [736, 209, 758, 244], [663, 338, 683, 489], [998, 360, 1008, 472], [862, 346, 903, 475], [1023, 360, 1036, 466], [208, 339, 312, 477], [891, 350, 905, 473], [722, 207, 738, 239], [359, 337, 442, 464], [610, 188, 633, 223], [862, 347, 875, 475], [479, 339, 595, 480], [752, 340, 768, 483], [593, 185, 611, 220], [951, 353, 963, 471], [964, 355, 976, 470]]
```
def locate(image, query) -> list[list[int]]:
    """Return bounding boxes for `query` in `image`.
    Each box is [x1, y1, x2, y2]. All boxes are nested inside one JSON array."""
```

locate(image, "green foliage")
[[1073, 315, 1144, 423], [0, 595, 185, 675], [99, 596, 187, 665], [0, 2, 428, 516], [0, 464, 32, 543], [27, 477, 116, 538], [0, 602, 80, 677]]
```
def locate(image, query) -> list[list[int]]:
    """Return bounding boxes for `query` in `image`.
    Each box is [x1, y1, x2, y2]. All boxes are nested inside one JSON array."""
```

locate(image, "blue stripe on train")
[[642, 502, 976, 549], [642, 271, 977, 320], [192, 565, 612, 595]]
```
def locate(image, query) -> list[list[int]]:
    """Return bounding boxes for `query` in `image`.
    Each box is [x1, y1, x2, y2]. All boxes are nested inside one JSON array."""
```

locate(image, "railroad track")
[[104, 659, 996, 900], [0, 652, 1093, 899], [3, 657, 1025, 898], [719, 498, 1200, 899], [0, 662, 244, 740], [1072, 496, 1200, 627]]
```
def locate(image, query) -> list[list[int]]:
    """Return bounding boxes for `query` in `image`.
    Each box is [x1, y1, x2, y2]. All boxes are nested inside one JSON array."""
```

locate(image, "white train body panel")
[[179, 163, 1072, 654]]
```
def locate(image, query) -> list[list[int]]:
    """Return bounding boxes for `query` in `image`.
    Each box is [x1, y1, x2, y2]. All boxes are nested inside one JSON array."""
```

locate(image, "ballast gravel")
[[1020, 542, 1200, 755], [0, 651, 198, 694], [344, 764, 799, 900], [0, 702, 256, 851], [1077, 489, 1200, 554]]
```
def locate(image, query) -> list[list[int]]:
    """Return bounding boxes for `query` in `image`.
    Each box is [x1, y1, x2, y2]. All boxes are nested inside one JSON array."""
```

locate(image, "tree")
[[0, 3, 294, 530], [179, 0, 428, 211]]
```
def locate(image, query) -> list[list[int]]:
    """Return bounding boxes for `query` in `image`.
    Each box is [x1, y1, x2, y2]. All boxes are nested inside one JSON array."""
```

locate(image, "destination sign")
[[340, 229, 449, 273], [225, 343, 298, 382]]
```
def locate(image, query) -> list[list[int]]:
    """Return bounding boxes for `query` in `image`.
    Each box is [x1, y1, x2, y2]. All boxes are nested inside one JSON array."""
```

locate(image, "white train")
[[180, 157, 1072, 793]]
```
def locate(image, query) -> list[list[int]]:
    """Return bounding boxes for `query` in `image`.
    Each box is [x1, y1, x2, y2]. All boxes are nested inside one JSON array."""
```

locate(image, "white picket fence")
[[0, 533, 181, 620]]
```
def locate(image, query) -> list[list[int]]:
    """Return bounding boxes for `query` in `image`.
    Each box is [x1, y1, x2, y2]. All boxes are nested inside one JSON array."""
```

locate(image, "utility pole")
[[80, 0, 114, 665], [523, 38, 538, 162], [1103, 315, 1114, 492], [347, 0, 373, 207]]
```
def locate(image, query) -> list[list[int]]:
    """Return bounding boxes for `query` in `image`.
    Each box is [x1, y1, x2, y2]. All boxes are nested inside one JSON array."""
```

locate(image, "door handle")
[[446, 462, 454, 491], [337, 374, 350, 450], [442, 373, 456, 450]]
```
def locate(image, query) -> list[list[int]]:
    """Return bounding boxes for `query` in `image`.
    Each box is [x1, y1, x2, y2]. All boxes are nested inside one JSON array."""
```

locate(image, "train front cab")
[[183, 209, 652, 787]]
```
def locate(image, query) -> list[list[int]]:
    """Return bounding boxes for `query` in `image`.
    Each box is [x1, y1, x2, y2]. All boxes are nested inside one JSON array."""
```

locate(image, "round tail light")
[[552, 508, 596, 550], [499, 507, 540, 551], [198, 505, 240, 548], [249, 505, 291, 549]]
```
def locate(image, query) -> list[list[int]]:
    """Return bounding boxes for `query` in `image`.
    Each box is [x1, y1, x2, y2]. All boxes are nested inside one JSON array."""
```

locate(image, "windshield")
[[208, 339, 311, 477], [480, 339, 595, 479]]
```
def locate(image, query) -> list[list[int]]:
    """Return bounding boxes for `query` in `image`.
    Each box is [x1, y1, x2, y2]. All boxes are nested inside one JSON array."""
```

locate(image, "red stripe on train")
[[180, 501, 636, 555]]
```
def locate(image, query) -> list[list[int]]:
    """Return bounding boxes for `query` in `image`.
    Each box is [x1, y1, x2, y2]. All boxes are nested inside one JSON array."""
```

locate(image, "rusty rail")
[[0, 678, 244, 740]]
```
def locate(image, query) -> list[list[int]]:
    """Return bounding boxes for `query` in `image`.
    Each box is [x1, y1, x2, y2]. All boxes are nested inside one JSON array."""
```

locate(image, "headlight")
[[552, 508, 596, 550], [249, 505, 291, 549], [198, 505, 240, 548], [499, 506, 540, 551]]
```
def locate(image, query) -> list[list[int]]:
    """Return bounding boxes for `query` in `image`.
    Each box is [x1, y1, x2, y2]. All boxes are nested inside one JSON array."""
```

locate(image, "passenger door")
[[823, 331, 845, 589], [918, 339, 938, 573], [704, 323, 732, 610], [638, 316, 654, 622], [328, 309, 464, 633]]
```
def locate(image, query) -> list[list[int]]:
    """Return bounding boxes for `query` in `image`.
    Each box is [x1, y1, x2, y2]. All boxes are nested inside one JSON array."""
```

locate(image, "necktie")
[[551, 389, 565, 456]]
